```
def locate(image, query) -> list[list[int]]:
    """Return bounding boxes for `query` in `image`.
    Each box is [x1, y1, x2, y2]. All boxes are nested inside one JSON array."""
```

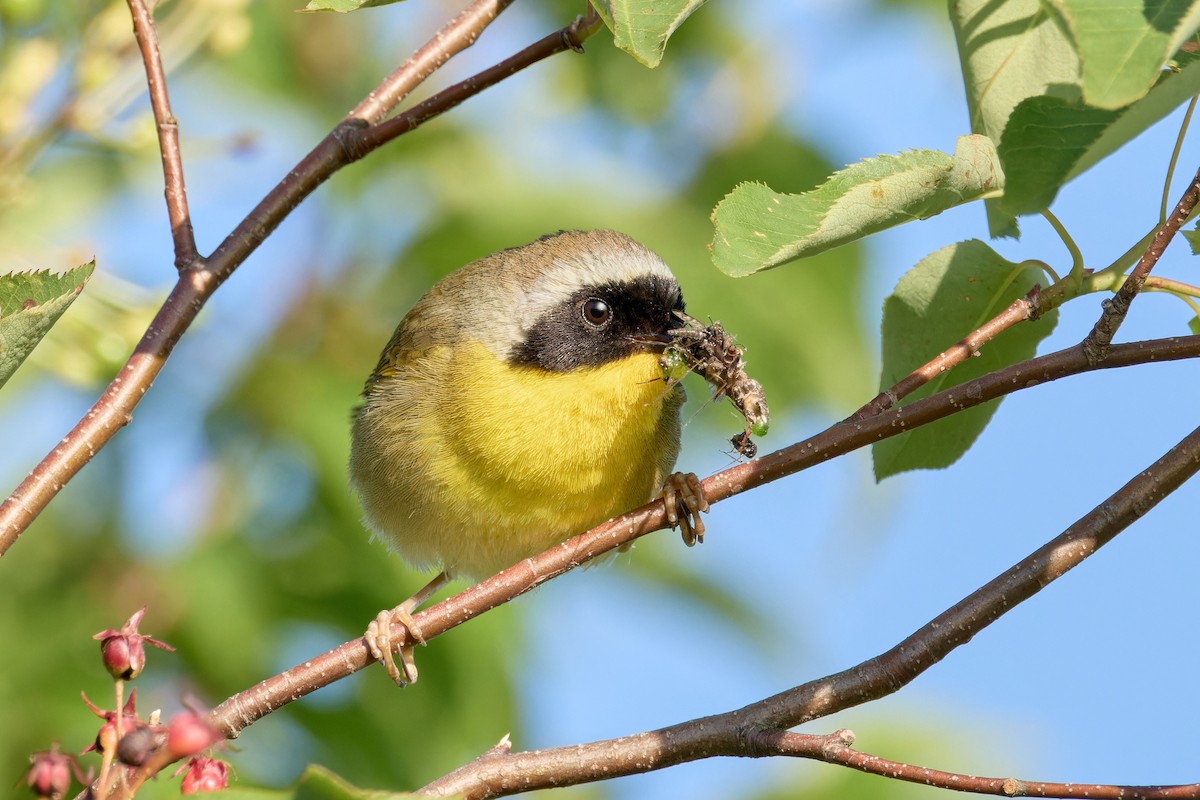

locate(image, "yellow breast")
[[353, 340, 683, 579]]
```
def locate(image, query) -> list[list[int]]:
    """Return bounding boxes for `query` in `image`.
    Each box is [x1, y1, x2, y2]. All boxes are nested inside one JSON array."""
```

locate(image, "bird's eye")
[[581, 298, 611, 327]]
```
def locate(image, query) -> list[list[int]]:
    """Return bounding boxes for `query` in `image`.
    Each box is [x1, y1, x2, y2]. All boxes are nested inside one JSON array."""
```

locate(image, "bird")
[[349, 229, 707, 686]]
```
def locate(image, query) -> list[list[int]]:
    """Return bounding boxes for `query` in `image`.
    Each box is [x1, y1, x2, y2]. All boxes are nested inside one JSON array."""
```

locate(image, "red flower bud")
[[177, 757, 229, 794], [25, 745, 76, 799], [93, 607, 175, 680]]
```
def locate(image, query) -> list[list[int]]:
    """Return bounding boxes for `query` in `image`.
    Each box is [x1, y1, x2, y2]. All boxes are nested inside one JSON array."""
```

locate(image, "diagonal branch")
[[357, 8, 602, 152], [0, 3, 603, 558], [202, 0, 516, 290], [848, 283, 1041, 422], [349, 0, 515, 125], [415, 410, 1200, 798], [207, 333, 1200, 737], [1083, 165, 1200, 364], [124, 0, 198, 269]]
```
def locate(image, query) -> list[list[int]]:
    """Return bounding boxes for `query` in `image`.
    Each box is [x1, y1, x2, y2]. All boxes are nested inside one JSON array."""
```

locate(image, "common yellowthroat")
[[349, 229, 706, 685]]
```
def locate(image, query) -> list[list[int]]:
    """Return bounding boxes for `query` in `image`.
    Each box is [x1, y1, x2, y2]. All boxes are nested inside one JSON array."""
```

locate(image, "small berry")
[[115, 724, 160, 767], [93, 607, 175, 680]]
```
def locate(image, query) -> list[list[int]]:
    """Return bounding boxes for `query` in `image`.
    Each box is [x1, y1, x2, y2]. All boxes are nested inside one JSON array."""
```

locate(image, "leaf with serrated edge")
[[997, 52, 1200, 217], [1183, 221, 1200, 255], [952, 0, 1080, 150], [872, 241, 1057, 480], [0, 262, 95, 389], [1048, 0, 1200, 110], [592, 0, 707, 67], [1068, 49, 1200, 178], [953, 0, 1200, 232], [951, 0, 1079, 237], [710, 135, 1003, 277]]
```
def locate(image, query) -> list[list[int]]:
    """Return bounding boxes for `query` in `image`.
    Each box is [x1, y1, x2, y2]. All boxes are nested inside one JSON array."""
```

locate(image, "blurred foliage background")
[[0, 0, 1056, 798]]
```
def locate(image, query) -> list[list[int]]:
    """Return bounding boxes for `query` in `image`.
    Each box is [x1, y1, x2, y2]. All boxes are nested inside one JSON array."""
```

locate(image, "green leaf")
[[952, 0, 1081, 153], [0, 261, 94, 389], [710, 135, 1003, 276], [997, 55, 1200, 217], [1183, 220, 1200, 254], [994, 97, 1115, 216], [1070, 48, 1200, 177], [952, 0, 1200, 234], [221, 765, 422, 798], [1048, 0, 1200, 110], [300, 0, 404, 12], [951, 0, 1083, 237], [592, 0, 708, 67], [1190, 314, 1200, 334], [872, 241, 1058, 479]]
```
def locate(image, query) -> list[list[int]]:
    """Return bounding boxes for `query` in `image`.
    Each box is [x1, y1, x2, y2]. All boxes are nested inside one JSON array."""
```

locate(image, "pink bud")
[[25, 745, 74, 799], [178, 757, 229, 794], [93, 607, 175, 680], [165, 713, 222, 759]]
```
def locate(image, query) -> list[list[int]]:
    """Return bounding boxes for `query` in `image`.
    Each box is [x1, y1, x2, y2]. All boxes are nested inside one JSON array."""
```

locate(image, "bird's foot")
[[365, 571, 448, 687], [660, 472, 710, 547]]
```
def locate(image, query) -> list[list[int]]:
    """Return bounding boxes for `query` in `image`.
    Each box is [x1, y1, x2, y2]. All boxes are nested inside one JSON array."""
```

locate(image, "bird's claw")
[[660, 471, 710, 546], [366, 604, 425, 687]]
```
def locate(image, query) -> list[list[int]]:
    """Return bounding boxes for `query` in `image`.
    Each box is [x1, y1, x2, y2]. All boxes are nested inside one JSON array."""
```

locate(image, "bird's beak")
[[670, 309, 704, 329], [632, 311, 703, 351], [632, 332, 674, 350]]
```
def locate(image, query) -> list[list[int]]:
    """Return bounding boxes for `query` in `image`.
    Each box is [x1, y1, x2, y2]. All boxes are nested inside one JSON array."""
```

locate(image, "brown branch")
[[1083, 165, 1200, 364], [0, 3, 605, 558], [848, 284, 1041, 422], [413, 410, 1200, 798], [200, 0, 516, 291], [358, 9, 603, 152], [124, 0, 198, 269], [348, 0, 515, 125], [766, 730, 1200, 800], [207, 333, 1200, 737]]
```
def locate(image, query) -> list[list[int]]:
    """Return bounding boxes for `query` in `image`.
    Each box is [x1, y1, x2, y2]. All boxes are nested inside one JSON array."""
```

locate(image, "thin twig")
[[124, 0, 198, 269], [847, 284, 1041, 422], [1083, 165, 1200, 364], [349, 0, 515, 125], [414, 413, 1200, 798], [207, 333, 1200, 737], [0, 3, 605, 557], [357, 9, 603, 152], [202, 0, 514, 289], [766, 730, 1200, 800]]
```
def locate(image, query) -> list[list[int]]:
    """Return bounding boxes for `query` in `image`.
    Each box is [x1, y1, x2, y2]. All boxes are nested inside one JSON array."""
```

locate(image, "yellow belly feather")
[[354, 340, 683, 579]]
